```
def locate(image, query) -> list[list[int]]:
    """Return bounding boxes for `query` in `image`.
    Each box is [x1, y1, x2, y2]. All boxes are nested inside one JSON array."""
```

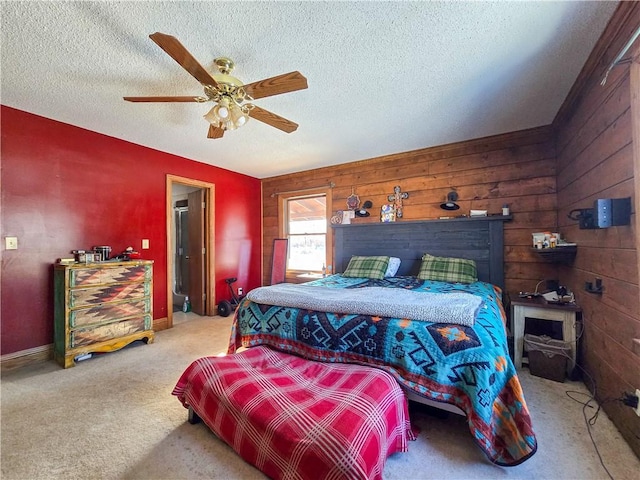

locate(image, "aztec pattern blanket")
[[229, 276, 537, 466], [173, 345, 414, 480], [247, 283, 482, 326]]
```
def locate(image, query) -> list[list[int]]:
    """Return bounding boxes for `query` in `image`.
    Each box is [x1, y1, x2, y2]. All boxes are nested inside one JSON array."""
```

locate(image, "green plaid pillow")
[[417, 253, 478, 284], [343, 255, 390, 279]]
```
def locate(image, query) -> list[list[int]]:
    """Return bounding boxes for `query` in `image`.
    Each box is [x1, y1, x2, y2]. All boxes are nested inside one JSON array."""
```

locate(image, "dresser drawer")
[[70, 299, 150, 327], [70, 282, 149, 307], [70, 264, 151, 287], [70, 316, 151, 347]]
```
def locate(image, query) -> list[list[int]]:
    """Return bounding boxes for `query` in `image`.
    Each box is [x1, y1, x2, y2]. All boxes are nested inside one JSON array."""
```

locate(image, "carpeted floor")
[[2, 312, 638, 479]]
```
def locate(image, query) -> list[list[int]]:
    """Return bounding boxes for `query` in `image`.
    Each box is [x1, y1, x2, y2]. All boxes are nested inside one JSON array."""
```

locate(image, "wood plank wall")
[[261, 1, 640, 459], [262, 126, 558, 292], [553, 2, 640, 457]]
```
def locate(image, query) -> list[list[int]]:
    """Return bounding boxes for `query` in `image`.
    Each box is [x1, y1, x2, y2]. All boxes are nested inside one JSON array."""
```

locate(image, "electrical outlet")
[[237, 287, 243, 296], [635, 389, 640, 417], [142, 239, 149, 249], [5, 236, 18, 250]]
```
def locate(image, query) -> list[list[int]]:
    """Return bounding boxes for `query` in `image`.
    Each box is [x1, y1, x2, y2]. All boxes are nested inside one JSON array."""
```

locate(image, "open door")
[[165, 175, 215, 329], [188, 189, 205, 315]]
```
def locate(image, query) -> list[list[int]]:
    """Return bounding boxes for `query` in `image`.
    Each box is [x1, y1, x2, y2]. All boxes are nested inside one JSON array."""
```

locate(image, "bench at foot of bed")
[[173, 345, 415, 480]]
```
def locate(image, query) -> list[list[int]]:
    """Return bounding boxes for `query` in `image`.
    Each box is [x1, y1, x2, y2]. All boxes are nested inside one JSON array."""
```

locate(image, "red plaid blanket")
[[172, 346, 414, 480]]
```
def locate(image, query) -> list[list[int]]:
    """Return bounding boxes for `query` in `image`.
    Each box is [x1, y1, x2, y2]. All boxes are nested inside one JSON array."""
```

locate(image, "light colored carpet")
[[2, 312, 638, 480]]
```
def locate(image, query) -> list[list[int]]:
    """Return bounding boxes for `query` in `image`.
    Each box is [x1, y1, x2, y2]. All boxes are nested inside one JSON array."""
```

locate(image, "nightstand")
[[510, 296, 580, 373]]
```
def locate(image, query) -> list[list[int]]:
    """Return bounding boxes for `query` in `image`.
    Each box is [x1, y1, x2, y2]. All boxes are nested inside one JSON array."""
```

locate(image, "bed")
[[229, 218, 537, 466]]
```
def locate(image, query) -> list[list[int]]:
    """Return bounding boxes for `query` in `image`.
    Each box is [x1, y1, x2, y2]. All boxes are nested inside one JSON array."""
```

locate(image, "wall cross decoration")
[[388, 186, 409, 218]]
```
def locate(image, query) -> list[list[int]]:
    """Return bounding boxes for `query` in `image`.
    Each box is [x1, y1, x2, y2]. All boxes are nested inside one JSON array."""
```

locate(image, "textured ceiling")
[[1, 1, 617, 179]]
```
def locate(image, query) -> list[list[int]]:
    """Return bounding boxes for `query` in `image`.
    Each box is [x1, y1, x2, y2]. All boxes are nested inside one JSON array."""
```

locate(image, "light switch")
[[5, 236, 18, 250], [142, 239, 149, 249]]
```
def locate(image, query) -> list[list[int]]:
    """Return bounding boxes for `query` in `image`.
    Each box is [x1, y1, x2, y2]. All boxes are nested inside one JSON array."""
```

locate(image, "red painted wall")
[[1, 106, 262, 355]]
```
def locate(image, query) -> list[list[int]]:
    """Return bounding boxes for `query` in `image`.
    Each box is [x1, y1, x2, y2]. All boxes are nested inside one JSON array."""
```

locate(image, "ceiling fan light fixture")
[[216, 97, 231, 119], [216, 105, 230, 120], [235, 115, 247, 127], [203, 96, 250, 130], [230, 104, 249, 128], [203, 106, 218, 125], [126, 34, 308, 138]]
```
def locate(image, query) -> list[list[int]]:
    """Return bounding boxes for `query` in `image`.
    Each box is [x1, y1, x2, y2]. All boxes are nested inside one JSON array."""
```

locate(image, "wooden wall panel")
[[553, 2, 640, 458], [557, 107, 632, 192], [556, 69, 630, 157], [261, 2, 640, 459], [262, 126, 557, 290]]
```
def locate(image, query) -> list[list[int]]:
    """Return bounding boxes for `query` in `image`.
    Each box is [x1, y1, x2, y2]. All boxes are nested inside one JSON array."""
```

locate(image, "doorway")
[[166, 175, 215, 328]]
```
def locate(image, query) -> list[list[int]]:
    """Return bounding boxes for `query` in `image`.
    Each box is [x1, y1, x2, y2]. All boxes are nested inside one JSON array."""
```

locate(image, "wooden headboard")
[[332, 217, 509, 291]]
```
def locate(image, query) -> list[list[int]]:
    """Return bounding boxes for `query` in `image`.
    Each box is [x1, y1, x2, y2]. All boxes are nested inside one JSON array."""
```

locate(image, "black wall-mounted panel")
[[593, 197, 631, 228]]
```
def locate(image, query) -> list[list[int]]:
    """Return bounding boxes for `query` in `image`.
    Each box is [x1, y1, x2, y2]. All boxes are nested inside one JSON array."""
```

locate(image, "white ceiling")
[[1, 1, 617, 179]]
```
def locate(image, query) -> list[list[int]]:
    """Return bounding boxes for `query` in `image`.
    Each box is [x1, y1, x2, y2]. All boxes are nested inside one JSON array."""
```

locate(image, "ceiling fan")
[[124, 32, 308, 139]]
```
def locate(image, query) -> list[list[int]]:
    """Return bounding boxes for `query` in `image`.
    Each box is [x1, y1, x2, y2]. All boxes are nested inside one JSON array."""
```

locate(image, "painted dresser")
[[54, 260, 154, 368]]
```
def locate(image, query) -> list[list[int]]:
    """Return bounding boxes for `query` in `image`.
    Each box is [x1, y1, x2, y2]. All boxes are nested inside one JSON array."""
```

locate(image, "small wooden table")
[[510, 296, 581, 373]]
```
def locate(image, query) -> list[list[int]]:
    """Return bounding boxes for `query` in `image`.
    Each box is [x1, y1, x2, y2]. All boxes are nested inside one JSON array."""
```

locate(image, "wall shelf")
[[332, 215, 512, 228], [532, 245, 577, 263]]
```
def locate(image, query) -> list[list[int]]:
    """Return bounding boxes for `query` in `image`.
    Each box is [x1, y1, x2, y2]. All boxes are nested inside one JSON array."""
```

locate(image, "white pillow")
[[384, 257, 401, 277]]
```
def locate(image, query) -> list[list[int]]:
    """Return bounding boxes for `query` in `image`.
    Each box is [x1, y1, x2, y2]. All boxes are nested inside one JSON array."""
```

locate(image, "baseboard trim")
[[2, 319, 169, 371], [153, 316, 169, 331], [1, 344, 53, 371]]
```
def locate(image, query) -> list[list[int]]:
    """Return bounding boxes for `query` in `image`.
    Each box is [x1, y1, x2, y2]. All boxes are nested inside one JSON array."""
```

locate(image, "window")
[[285, 194, 327, 272]]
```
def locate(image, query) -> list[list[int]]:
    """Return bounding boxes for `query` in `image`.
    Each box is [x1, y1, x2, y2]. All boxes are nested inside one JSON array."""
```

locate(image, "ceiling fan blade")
[[249, 105, 299, 133], [207, 125, 225, 139], [123, 96, 204, 102], [149, 32, 218, 87], [243, 71, 308, 100]]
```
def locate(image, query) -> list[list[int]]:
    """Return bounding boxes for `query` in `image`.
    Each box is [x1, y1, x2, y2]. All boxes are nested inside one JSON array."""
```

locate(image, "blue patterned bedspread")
[[228, 275, 537, 466]]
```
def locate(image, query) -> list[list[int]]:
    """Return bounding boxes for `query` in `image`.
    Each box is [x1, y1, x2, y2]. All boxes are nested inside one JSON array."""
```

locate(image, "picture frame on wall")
[[380, 204, 396, 222]]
